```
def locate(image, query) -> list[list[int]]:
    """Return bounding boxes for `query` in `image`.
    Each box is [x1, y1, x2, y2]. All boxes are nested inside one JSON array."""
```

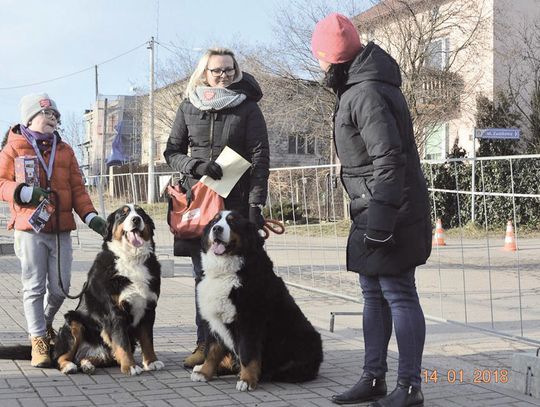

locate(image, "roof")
[[354, 0, 447, 25]]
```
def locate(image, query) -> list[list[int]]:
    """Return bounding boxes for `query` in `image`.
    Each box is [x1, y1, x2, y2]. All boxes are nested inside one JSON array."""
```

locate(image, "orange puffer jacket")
[[0, 126, 96, 233]]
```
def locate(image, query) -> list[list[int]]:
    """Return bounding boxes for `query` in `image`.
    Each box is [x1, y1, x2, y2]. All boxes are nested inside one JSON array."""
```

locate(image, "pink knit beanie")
[[311, 13, 362, 64]]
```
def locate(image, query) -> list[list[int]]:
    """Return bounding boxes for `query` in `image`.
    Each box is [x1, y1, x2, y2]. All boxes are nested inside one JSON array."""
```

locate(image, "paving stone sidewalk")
[[0, 247, 538, 407]]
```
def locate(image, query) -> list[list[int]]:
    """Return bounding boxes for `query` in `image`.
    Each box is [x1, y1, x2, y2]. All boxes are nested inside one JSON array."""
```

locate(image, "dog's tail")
[[0, 345, 32, 360], [0, 343, 57, 361]]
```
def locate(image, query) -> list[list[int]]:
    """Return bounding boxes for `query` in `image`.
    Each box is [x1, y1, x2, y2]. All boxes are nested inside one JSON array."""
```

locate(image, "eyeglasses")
[[207, 67, 235, 77], [41, 109, 60, 121]]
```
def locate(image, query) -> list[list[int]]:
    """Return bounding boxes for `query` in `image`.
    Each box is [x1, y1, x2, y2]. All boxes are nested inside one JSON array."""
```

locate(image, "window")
[[426, 37, 450, 70], [288, 133, 316, 155], [288, 135, 297, 154], [307, 138, 315, 154], [424, 123, 448, 160]]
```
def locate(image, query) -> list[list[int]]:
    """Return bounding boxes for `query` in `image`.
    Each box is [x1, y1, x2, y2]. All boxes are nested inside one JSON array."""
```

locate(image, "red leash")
[[262, 219, 285, 240]]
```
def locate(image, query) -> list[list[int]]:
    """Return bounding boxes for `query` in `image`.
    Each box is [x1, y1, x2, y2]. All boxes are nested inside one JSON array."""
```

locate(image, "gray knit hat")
[[19, 93, 60, 126]]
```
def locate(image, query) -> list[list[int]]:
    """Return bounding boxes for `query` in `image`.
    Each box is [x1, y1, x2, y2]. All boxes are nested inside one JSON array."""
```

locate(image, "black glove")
[[89, 216, 107, 236], [193, 161, 223, 180], [249, 206, 265, 229], [29, 187, 50, 207], [364, 229, 395, 250]]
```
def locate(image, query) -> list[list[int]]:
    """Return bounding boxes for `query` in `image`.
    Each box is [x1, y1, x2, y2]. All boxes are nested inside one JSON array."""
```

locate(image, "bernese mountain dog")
[[52, 204, 164, 375], [190, 210, 323, 391]]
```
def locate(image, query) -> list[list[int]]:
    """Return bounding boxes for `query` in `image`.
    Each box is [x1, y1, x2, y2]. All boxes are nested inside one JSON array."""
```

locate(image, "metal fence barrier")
[[9, 154, 537, 344]]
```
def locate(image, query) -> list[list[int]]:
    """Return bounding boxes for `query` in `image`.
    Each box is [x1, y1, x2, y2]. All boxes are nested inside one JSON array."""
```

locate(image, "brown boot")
[[46, 325, 57, 346], [31, 336, 51, 368], [183, 342, 205, 368]]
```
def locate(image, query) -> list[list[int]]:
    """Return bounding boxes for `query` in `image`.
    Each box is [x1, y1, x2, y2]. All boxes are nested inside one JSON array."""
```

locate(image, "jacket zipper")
[[209, 112, 216, 160]]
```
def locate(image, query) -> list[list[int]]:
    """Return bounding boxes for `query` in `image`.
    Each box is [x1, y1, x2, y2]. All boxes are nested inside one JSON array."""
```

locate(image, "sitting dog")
[[52, 204, 164, 375], [191, 210, 323, 391]]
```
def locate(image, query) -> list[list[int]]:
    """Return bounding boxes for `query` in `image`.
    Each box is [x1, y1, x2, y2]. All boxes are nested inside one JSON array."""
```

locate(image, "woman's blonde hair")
[[185, 47, 243, 97]]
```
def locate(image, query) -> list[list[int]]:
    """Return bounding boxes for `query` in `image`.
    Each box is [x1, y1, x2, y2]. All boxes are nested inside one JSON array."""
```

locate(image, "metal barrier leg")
[[329, 311, 362, 332]]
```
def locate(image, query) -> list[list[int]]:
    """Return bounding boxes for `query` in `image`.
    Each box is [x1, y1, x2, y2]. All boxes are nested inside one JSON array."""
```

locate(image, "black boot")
[[331, 372, 387, 404], [369, 379, 424, 407]]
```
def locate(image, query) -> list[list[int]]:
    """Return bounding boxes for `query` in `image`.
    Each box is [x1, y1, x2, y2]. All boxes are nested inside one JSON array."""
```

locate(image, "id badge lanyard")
[[28, 136, 58, 189]]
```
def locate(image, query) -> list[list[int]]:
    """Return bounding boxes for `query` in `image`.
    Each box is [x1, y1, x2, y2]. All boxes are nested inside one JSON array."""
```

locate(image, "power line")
[[0, 42, 148, 91], [155, 40, 202, 57]]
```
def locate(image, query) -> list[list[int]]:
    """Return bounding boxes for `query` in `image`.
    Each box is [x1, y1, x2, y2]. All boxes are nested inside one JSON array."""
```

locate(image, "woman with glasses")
[[0, 93, 107, 368], [164, 48, 270, 369]]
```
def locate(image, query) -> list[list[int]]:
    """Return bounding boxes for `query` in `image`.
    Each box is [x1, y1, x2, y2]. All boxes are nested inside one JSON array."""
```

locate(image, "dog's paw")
[[127, 365, 144, 376], [80, 359, 95, 375], [193, 364, 203, 373], [60, 362, 78, 375], [191, 371, 208, 382], [236, 380, 255, 392], [144, 360, 164, 371]]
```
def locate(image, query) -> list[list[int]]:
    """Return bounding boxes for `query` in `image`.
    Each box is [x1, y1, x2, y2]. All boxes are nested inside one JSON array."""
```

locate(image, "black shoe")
[[369, 379, 424, 407], [331, 372, 387, 404]]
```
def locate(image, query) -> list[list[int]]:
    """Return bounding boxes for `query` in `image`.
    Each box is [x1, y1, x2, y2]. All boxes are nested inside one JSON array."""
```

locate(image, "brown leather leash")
[[262, 219, 285, 240]]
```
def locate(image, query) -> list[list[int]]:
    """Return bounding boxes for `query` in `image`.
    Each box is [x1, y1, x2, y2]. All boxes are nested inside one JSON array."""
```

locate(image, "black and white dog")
[[191, 210, 323, 391], [53, 204, 163, 375]]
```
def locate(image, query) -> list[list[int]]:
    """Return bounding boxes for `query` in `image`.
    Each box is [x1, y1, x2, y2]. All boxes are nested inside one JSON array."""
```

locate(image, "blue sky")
[[0, 0, 369, 128]]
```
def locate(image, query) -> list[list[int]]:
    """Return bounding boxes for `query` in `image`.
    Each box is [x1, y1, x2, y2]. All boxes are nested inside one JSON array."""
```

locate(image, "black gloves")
[[89, 216, 107, 236], [364, 229, 395, 250], [193, 161, 223, 180], [249, 205, 265, 229], [29, 187, 50, 207]]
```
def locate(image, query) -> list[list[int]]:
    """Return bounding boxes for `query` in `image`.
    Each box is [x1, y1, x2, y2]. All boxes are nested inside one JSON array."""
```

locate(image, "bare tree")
[[256, 0, 489, 152], [147, 39, 335, 166], [59, 112, 84, 163], [353, 0, 489, 149], [501, 18, 540, 152]]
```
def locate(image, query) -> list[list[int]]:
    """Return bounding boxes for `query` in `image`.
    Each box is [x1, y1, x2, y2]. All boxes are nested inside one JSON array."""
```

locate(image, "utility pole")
[[147, 37, 155, 204], [471, 128, 476, 223], [98, 98, 108, 216], [94, 65, 99, 99]]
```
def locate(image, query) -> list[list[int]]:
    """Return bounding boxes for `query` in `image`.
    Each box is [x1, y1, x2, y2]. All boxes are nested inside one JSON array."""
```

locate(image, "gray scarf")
[[189, 86, 246, 111]]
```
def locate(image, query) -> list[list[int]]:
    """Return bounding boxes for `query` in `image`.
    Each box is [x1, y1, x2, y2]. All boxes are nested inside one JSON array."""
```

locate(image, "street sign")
[[474, 128, 520, 140]]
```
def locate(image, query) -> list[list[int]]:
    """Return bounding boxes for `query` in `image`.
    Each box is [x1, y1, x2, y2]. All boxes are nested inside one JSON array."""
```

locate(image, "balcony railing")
[[408, 68, 463, 109]]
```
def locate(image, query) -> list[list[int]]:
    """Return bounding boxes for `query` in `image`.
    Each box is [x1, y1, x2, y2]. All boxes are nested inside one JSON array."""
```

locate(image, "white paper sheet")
[[158, 175, 172, 196], [200, 146, 251, 198]]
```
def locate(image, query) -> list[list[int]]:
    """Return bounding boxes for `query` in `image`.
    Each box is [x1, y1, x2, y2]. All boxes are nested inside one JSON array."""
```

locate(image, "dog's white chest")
[[198, 254, 243, 351], [115, 259, 157, 327]]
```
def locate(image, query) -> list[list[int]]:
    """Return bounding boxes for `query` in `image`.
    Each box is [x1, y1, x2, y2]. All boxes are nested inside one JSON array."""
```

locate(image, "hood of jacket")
[[346, 42, 402, 88], [228, 71, 263, 102]]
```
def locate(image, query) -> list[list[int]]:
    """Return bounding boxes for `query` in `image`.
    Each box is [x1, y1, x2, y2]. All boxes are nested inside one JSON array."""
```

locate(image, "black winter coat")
[[164, 72, 269, 212], [334, 42, 432, 276], [164, 72, 270, 255]]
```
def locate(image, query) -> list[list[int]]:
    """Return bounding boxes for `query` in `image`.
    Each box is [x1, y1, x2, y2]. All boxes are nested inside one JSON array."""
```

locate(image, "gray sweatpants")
[[14, 230, 72, 337]]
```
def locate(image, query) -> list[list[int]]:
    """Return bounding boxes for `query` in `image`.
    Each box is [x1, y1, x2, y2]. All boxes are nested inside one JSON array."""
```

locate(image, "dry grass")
[[283, 219, 540, 239]]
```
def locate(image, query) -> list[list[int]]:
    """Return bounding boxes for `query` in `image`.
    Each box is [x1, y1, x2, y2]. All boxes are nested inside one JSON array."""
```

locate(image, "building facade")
[[82, 95, 142, 178], [355, 0, 540, 159]]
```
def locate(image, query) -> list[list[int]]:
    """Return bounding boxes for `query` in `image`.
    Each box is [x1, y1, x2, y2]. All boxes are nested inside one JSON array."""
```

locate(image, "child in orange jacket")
[[0, 93, 106, 368]]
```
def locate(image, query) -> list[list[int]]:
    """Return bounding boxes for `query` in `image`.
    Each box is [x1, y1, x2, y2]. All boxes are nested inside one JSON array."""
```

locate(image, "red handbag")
[[167, 181, 224, 239]]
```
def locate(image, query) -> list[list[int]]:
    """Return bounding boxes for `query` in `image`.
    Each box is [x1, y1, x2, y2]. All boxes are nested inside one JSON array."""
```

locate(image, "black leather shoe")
[[369, 379, 424, 407], [331, 372, 387, 404]]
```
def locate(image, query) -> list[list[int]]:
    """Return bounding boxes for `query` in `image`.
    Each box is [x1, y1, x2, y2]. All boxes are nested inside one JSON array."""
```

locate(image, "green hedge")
[[423, 157, 540, 231]]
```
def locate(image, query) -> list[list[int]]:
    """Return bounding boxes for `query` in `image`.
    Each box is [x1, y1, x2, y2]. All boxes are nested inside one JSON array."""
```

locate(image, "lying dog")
[[191, 210, 323, 391], [53, 204, 163, 375]]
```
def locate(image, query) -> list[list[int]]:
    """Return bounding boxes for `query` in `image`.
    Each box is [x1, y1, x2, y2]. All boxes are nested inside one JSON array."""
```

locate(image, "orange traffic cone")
[[432, 218, 446, 247], [503, 220, 517, 251]]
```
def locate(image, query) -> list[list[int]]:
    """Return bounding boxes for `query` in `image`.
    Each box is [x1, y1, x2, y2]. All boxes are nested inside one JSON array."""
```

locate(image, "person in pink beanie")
[[312, 13, 431, 407]]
